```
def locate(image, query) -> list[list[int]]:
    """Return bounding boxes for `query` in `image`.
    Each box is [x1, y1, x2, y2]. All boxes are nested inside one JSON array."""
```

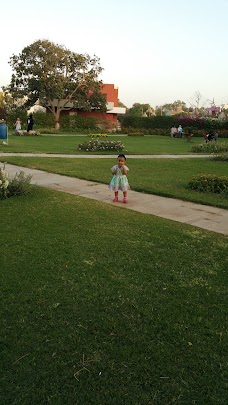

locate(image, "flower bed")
[[89, 133, 108, 138], [78, 139, 124, 152], [17, 130, 40, 136]]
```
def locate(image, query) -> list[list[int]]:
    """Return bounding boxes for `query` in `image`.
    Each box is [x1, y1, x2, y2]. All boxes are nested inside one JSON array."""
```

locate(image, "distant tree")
[[5, 39, 107, 128], [155, 100, 187, 115], [127, 103, 153, 116], [189, 91, 204, 110]]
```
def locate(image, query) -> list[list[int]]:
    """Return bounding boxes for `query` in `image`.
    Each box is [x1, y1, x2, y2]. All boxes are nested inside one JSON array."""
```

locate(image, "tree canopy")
[[6, 39, 107, 126], [126, 103, 154, 116]]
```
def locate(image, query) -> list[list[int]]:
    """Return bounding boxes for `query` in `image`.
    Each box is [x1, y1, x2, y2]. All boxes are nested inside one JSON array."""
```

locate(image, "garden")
[[0, 134, 227, 404]]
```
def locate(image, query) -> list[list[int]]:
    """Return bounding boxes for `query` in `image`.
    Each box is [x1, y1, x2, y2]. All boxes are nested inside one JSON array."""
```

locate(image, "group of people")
[[204, 131, 219, 143], [14, 114, 34, 135], [170, 125, 183, 138]]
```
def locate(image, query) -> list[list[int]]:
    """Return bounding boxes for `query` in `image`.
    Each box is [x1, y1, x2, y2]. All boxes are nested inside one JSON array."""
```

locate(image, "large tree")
[[6, 39, 107, 128]]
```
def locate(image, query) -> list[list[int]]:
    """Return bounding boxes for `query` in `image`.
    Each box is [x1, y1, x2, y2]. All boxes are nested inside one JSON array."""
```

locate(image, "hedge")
[[122, 116, 228, 133], [60, 115, 98, 131], [188, 174, 228, 195]]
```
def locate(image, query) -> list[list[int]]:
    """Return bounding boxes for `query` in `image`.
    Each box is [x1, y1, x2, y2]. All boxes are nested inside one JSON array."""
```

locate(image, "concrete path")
[[0, 153, 211, 159], [4, 163, 228, 236]]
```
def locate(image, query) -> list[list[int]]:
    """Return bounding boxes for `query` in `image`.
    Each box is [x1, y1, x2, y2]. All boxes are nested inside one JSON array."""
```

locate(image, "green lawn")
[[0, 134, 221, 155], [0, 187, 227, 405], [1, 156, 228, 209]]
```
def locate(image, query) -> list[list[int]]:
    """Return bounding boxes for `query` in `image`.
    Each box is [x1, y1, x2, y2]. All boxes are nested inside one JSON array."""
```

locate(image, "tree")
[[155, 100, 187, 116], [6, 40, 107, 128], [189, 91, 205, 110], [127, 103, 153, 116], [0, 90, 15, 113]]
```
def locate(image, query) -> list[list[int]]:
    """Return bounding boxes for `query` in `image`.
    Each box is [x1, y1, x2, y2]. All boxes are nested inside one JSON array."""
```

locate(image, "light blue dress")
[[109, 165, 130, 192]]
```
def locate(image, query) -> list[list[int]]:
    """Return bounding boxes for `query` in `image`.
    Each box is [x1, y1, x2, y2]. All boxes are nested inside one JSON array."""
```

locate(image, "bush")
[[191, 141, 228, 154], [0, 165, 32, 199], [211, 154, 228, 161], [78, 139, 124, 152], [60, 115, 98, 131], [7, 171, 33, 197], [121, 116, 228, 136], [32, 112, 55, 128], [188, 174, 228, 195]]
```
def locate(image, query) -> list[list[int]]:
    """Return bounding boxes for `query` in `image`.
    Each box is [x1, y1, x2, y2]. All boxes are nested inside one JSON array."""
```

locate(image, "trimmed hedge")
[[188, 174, 228, 195], [122, 116, 228, 136], [6, 110, 99, 131]]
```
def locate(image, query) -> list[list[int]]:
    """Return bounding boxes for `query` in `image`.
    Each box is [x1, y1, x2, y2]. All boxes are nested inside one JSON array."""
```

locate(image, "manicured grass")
[[1, 156, 228, 209], [0, 134, 221, 155], [0, 187, 227, 404]]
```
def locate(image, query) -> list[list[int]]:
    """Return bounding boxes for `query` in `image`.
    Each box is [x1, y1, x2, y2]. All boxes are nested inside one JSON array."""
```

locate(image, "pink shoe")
[[113, 196, 118, 202], [123, 197, 128, 203]]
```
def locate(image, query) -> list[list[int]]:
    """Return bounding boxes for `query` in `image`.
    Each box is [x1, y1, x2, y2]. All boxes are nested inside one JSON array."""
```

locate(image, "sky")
[[1, 0, 228, 108]]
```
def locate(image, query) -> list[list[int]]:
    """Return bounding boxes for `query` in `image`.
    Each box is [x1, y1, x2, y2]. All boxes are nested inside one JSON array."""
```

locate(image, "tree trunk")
[[55, 108, 60, 130]]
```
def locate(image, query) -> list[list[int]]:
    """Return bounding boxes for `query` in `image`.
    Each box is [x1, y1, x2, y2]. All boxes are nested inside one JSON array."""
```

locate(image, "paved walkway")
[[3, 162, 228, 236], [0, 153, 211, 159]]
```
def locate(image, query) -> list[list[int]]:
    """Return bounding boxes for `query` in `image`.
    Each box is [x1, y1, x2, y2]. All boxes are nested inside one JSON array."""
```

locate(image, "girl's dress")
[[15, 120, 21, 134], [109, 165, 130, 191]]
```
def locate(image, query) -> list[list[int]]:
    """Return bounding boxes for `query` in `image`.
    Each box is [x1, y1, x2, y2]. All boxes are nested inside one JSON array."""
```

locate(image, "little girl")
[[14, 118, 21, 135], [109, 154, 130, 203]]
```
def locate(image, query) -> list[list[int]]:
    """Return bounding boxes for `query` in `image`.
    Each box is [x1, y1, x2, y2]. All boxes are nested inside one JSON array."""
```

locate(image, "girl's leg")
[[113, 191, 118, 202], [123, 191, 128, 203]]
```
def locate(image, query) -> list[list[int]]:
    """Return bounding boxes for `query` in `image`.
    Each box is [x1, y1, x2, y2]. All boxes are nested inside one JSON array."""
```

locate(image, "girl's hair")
[[118, 154, 126, 160]]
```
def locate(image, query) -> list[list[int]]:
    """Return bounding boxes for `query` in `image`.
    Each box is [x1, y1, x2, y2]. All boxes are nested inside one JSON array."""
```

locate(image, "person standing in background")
[[178, 125, 183, 138], [27, 114, 34, 132], [14, 117, 21, 135]]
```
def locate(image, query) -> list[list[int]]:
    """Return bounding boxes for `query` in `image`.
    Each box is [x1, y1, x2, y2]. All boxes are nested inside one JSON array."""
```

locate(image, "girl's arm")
[[111, 165, 118, 174], [122, 166, 128, 175]]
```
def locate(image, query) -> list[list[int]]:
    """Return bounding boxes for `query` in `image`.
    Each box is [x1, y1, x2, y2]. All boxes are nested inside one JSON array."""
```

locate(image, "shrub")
[[60, 115, 98, 131], [78, 139, 124, 152], [188, 174, 228, 195], [32, 112, 55, 128], [191, 141, 228, 154], [0, 164, 9, 198], [121, 116, 228, 137], [0, 165, 32, 199], [211, 154, 228, 161], [7, 171, 33, 197]]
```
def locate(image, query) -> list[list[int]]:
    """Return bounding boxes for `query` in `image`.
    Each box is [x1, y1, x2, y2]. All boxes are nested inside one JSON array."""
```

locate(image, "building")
[[49, 84, 126, 130]]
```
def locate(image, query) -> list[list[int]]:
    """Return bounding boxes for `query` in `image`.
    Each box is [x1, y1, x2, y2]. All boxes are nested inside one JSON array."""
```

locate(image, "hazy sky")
[[1, 0, 228, 108]]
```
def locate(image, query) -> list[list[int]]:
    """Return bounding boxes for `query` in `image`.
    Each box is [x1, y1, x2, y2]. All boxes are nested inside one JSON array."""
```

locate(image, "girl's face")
[[118, 157, 125, 166]]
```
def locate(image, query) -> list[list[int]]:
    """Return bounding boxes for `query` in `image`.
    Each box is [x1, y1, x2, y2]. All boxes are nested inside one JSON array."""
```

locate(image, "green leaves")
[[7, 40, 105, 121]]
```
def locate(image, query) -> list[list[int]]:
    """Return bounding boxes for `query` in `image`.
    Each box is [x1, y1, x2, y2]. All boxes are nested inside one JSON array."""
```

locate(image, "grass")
[[0, 186, 227, 404], [0, 134, 224, 155], [1, 156, 228, 209]]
